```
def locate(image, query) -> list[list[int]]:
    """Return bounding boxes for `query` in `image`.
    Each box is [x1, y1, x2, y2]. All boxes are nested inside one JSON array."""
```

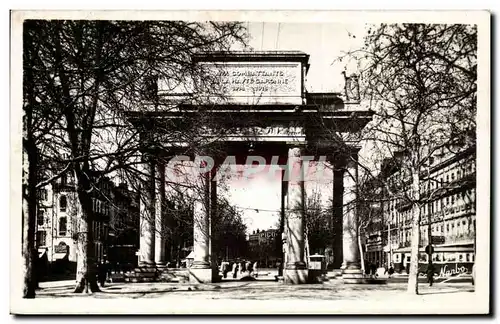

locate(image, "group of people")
[[219, 260, 258, 279], [364, 262, 395, 278]]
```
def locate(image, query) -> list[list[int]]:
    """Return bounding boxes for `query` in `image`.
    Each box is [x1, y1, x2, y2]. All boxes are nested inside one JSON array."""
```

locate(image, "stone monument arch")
[[126, 51, 373, 284]]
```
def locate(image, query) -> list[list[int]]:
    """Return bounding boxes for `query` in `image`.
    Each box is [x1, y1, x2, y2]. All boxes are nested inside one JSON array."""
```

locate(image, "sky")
[[224, 22, 367, 234], [245, 22, 366, 91]]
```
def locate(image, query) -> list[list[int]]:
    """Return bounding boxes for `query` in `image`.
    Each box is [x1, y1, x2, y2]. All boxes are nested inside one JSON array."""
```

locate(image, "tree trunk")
[[73, 169, 100, 293], [22, 138, 38, 298], [407, 166, 422, 294], [22, 38, 39, 298], [358, 224, 365, 275]]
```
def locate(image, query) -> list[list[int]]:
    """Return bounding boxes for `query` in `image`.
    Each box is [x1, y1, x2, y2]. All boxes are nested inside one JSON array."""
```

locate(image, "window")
[[60, 174, 67, 186], [59, 217, 67, 236], [37, 210, 45, 226], [38, 189, 48, 201], [436, 253, 442, 262], [36, 231, 46, 247], [446, 253, 457, 262], [59, 195, 67, 212]]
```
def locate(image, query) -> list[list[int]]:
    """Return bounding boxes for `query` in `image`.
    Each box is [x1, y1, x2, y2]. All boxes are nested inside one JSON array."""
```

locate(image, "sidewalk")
[[27, 278, 482, 314]]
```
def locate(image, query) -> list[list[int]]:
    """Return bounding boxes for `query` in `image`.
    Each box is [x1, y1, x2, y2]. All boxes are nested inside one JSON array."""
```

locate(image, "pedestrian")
[[240, 261, 246, 274], [253, 261, 258, 278], [222, 260, 229, 278], [427, 263, 435, 286], [97, 260, 107, 287], [388, 264, 394, 278], [232, 262, 238, 279], [371, 263, 377, 278], [246, 261, 253, 275], [365, 262, 371, 275]]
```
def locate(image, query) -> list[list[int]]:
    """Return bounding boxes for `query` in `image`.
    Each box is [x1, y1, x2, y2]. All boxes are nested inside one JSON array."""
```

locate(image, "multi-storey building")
[[248, 228, 280, 267], [107, 182, 140, 269], [35, 172, 121, 272], [363, 146, 476, 276], [36, 172, 80, 265]]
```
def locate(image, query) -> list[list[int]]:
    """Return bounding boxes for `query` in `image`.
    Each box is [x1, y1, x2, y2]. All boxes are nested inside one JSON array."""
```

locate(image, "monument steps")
[[122, 267, 190, 283]]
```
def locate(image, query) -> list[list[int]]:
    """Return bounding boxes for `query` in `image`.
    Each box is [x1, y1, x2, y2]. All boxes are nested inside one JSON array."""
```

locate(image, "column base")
[[188, 267, 213, 284], [138, 261, 156, 268], [284, 268, 309, 284], [342, 268, 364, 284], [191, 260, 210, 269], [155, 262, 167, 269]]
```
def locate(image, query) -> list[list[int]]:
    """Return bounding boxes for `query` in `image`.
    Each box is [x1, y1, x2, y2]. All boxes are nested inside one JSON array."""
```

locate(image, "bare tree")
[[22, 19, 247, 294], [22, 20, 73, 298]]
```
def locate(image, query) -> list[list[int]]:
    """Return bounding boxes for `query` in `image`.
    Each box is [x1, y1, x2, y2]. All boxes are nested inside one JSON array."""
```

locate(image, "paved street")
[[28, 276, 482, 315]]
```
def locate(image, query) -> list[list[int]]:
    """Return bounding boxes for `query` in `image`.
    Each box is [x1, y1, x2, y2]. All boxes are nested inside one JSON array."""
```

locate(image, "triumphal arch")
[[127, 51, 373, 284]]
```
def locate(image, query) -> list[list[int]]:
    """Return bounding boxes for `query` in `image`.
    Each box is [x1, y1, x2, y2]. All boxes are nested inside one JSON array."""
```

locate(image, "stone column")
[[342, 151, 363, 282], [279, 167, 287, 277], [189, 159, 212, 283], [139, 154, 156, 266], [332, 167, 344, 270], [284, 146, 308, 284], [209, 167, 218, 282], [154, 160, 166, 267]]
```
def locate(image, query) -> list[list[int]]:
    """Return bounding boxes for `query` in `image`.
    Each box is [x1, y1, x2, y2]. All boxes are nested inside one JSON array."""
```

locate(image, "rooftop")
[[192, 50, 310, 66]]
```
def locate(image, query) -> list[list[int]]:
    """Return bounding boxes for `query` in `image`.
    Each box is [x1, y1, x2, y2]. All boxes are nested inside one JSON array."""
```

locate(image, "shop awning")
[[394, 244, 474, 254]]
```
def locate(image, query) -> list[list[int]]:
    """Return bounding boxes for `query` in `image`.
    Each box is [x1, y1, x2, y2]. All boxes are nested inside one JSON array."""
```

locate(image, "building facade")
[[36, 173, 80, 265], [35, 172, 138, 271], [364, 146, 476, 276], [107, 182, 141, 269], [248, 228, 280, 267]]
